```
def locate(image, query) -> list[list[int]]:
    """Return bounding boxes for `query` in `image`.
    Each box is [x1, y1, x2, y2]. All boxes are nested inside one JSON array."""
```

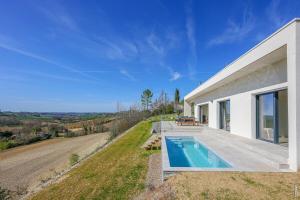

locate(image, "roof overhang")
[[184, 18, 300, 102]]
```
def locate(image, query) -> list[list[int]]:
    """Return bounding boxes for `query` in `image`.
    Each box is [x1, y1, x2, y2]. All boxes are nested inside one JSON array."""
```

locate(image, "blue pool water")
[[165, 136, 231, 168]]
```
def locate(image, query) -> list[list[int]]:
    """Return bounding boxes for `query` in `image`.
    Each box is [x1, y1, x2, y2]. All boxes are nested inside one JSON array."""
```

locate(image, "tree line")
[[108, 88, 182, 141], [140, 88, 183, 115]]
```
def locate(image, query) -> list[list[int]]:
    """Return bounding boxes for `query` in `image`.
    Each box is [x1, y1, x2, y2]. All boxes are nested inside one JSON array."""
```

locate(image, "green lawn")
[[31, 120, 153, 200]]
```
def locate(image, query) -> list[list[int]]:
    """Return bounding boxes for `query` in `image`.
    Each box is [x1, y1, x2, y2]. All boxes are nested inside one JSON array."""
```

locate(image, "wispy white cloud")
[[254, 0, 295, 43], [146, 32, 165, 56], [145, 29, 181, 57], [18, 70, 100, 84], [169, 71, 181, 81], [120, 69, 136, 81], [60, 32, 139, 62], [36, 3, 139, 62], [32, 2, 185, 84], [79, 70, 114, 73], [207, 6, 255, 46], [254, 32, 266, 43], [266, 0, 289, 28], [159, 62, 182, 82], [95, 37, 139, 60], [165, 31, 180, 49], [123, 40, 139, 55], [96, 36, 126, 60], [0, 38, 99, 81], [186, 15, 196, 50], [185, 0, 197, 80], [0, 74, 29, 82], [144, 29, 183, 81], [35, 2, 184, 84], [0, 34, 19, 47], [36, 4, 78, 31]]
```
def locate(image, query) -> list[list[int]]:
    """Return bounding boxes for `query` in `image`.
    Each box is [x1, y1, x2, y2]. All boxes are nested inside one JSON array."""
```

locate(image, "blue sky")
[[0, 0, 299, 112]]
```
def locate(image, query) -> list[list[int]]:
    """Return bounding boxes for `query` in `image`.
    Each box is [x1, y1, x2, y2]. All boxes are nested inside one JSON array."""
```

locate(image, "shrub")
[[64, 131, 76, 138], [0, 116, 21, 126], [0, 186, 10, 200], [109, 121, 120, 140], [109, 110, 150, 140], [26, 136, 42, 144], [49, 124, 63, 137], [69, 154, 79, 166], [0, 131, 13, 138], [51, 131, 59, 138], [165, 104, 174, 114], [0, 140, 16, 150], [95, 124, 109, 133]]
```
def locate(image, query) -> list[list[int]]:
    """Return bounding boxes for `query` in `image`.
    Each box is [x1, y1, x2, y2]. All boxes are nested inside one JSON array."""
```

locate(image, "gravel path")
[[146, 153, 162, 189], [0, 133, 109, 193], [135, 153, 164, 200]]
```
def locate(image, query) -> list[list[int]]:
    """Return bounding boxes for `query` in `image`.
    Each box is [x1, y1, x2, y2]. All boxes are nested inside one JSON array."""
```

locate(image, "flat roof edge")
[[185, 18, 300, 101]]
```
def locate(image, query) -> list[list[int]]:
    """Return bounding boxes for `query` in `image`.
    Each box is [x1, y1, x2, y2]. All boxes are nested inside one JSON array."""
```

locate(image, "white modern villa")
[[184, 19, 300, 171]]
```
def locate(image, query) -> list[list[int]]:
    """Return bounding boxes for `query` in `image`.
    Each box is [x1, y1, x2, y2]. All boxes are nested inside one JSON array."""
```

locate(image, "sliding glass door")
[[220, 100, 230, 131], [257, 93, 275, 142], [256, 90, 288, 144]]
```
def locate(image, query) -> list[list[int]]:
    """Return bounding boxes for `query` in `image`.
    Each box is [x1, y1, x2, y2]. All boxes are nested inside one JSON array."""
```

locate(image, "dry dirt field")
[[0, 133, 109, 195]]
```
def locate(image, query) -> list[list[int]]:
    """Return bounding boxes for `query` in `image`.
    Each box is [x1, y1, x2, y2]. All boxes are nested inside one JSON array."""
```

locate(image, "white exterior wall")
[[184, 100, 192, 116], [287, 21, 300, 171], [185, 19, 300, 171], [193, 60, 287, 138]]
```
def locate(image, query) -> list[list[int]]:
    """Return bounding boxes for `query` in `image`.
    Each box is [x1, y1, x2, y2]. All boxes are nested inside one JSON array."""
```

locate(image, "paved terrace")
[[161, 121, 290, 172]]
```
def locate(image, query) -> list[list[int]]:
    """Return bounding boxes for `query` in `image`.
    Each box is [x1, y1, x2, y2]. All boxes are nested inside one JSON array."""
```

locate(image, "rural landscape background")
[[1, 0, 300, 199], [0, 88, 182, 199], [0, 89, 180, 152]]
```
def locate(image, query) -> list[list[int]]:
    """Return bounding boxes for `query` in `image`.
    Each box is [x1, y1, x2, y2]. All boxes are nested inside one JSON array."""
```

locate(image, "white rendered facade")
[[184, 19, 300, 171]]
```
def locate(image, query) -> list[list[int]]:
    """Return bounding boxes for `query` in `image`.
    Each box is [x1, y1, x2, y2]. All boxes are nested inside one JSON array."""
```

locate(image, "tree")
[[174, 88, 180, 112], [82, 123, 89, 135], [174, 88, 180, 103], [166, 104, 174, 114], [157, 90, 168, 107], [49, 124, 63, 137], [141, 89, 153, 111], [32, 126, 42, 135]]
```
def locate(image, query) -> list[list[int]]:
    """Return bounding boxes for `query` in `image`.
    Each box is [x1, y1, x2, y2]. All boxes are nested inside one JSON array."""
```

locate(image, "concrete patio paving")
[[161, 121, 290, 172]]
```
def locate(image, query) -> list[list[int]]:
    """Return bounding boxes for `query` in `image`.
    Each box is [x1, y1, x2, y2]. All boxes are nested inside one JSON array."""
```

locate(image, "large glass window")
[[256, 89, 288, 145], [220, 100, 230, 131], [257, 93, 274, 142]]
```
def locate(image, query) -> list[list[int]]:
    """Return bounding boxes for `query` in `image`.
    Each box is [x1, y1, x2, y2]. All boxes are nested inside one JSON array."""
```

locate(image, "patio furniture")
[[177, 116, 196, 126]]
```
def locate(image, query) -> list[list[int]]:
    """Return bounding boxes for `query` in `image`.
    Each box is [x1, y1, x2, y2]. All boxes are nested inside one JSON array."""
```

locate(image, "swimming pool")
[[165, 136, 231, 168]]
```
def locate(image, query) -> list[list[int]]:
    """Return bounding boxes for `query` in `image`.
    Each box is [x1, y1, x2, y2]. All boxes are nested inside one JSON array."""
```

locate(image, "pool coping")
[[161, 131, 291, 173]]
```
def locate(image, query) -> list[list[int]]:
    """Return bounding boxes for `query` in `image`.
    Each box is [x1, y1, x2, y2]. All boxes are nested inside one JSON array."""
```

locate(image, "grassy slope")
[[31, 120, 152, 200]]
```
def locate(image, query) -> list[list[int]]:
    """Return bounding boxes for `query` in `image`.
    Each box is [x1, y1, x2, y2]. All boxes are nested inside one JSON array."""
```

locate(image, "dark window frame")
[[219, 100, 230, 131], [256, 90, 281, 144]]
